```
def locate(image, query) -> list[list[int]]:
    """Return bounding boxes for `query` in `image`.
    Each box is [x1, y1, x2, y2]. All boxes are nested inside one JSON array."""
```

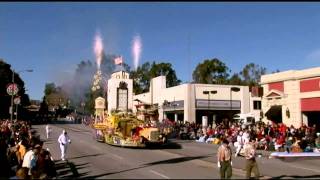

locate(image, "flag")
[[114, 56, 123, 65]]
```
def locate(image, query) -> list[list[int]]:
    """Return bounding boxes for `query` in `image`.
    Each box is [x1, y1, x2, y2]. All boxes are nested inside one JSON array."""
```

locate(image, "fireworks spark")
[[132, 34, 142, 70], [94, 31, 104, 70]]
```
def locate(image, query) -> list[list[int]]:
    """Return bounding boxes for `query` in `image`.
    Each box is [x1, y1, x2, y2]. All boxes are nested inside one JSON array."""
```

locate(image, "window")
[[253, 101, 261, 110]]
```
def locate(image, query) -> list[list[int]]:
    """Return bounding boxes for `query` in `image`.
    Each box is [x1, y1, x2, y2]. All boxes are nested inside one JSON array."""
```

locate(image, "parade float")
[[89, 33, 170, 147], [93, 97, 168, 147]]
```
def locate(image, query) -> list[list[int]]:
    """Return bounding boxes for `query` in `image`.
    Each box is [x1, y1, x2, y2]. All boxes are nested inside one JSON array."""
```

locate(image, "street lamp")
[[203, 90, 217, 111], [162, 100, 169, 121], [10, 69, 33, 121], [230, 87, 240, 111], [203, 90, 217, 126]]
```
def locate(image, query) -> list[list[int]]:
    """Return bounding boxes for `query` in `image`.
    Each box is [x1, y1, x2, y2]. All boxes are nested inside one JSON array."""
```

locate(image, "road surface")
[[33, 122, 320, 179]]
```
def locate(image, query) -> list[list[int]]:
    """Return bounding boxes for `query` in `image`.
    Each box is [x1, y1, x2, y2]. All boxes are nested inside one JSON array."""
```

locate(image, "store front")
[[261, 67, 320, 128]]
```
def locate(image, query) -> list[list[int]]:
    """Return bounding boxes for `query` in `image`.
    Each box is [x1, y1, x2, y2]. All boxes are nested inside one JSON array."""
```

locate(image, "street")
[[34, 122, 320, 179]]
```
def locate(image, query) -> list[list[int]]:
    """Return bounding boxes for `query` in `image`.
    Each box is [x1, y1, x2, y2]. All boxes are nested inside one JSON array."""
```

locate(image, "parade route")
[[33, 122, 320, 179]]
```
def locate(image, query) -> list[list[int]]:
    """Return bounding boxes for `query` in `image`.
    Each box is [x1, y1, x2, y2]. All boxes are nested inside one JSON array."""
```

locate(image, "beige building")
[[260, 67, 320, 128], [133, 76, 261, 125], [105, 66, 262, 126]]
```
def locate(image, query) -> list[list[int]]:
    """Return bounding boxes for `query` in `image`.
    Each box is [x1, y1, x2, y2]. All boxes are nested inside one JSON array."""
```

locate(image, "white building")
[[132, 75, 261, 125], [107, 66, 133, 113], [105, 66, 262, 125]]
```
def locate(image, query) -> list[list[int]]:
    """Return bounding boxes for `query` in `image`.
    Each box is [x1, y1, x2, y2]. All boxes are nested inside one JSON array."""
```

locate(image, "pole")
[[207, 93, 210, 122], [16, 103, 18, 121], [230, 89, 232, 111], [10, 70, 14, 122]]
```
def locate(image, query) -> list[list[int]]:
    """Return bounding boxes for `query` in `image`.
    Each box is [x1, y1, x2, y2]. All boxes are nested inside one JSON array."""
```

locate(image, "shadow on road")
[[82, 154, 212, 179], [144, 155, 212, 165], [145, 141, 182, 150], [55, 161, 90, 178], [68, 153, 104, 160], [269, 175, 320, 179]]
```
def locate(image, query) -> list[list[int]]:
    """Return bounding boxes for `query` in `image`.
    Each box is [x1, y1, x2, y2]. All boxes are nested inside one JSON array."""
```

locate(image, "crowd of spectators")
[[0, 119, 56, 179], [170, 119, 320, 153]]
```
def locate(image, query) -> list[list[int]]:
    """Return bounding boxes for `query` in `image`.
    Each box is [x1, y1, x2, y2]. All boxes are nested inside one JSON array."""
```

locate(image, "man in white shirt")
[[58, 129, 71, 161], [22, 145, 41, 176], [235, 131, 244, 157]]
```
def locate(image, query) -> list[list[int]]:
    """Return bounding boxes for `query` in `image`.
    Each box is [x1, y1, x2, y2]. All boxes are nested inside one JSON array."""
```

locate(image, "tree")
[[240, 63, 267, 86], [228, 73, 243, 85], [192, 58, 230, 84], [149, 62, 181, 88], [44, 83, 57, 97], [39, 96, 49, 116], [0, 59, 30, 119], [130, 61, 181, 94], [271, 69, 281, 74], [131, 62, 152, 94]]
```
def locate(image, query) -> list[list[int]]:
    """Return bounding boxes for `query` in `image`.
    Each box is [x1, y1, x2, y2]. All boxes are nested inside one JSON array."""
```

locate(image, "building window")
[[253, 101, 261, 110]]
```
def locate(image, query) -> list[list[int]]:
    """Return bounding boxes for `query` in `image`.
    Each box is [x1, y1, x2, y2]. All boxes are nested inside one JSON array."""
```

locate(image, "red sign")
[[7, 83, 19, 96], [300, 78, 320, 92], [268, 82, 284, 92], [301, 97, 320, 111]]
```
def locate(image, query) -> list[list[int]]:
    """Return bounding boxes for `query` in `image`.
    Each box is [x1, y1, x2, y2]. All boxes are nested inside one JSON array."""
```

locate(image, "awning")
[[265, 105, 282, 122]]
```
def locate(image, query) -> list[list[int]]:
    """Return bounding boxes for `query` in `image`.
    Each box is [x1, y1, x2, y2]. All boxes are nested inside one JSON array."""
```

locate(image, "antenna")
[[187, 33, 191, 83]]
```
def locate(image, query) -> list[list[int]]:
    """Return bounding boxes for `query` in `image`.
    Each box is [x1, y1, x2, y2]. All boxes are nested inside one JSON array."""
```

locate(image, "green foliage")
[[0, 59, 30, 119], [150, 62, 181, 87], [228, 73, 243, 85], [130, 61, 181, 94], [192, 58, 230, 84], [44, 83, 57, 97], [239, 63, 267, 86]]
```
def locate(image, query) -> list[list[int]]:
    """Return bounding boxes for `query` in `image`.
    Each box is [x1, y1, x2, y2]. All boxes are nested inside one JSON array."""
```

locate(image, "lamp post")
[[10, 69, 33, 121], [162, 100, 169, 121], [172, 97, 178, 123], [230, 87, 240, 111], [203, 90, 217, 125]]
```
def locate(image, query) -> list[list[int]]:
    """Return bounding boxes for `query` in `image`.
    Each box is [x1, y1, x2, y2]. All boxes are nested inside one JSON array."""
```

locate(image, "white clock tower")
[[107, 65, 133, 113]]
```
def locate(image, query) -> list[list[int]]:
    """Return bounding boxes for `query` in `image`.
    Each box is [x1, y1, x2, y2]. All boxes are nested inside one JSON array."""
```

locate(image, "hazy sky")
[[1, 2, 320, 100]]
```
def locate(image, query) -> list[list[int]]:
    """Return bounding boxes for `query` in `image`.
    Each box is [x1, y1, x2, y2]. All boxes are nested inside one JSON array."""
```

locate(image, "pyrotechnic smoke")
[[94, 31, 104, 70], [132, 34, 142, 70]]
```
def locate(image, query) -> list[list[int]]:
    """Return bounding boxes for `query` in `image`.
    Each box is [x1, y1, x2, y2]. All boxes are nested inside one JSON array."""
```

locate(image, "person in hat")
[[217, 139, 232, 179], [244, 138, 260, 179], [57, 130, 71, 161]]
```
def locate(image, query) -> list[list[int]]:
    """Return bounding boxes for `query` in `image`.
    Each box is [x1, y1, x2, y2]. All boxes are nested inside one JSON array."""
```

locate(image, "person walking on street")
[[217, 139, 233, 179], [45, 124, 51, 139], [22, 144, 41, 176], [244, 138, 260, 179], [58, 130, 71, 161], [235, 131, 244, 157]]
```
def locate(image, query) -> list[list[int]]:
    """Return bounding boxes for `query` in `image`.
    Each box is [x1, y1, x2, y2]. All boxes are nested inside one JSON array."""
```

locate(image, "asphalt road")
[[33, 122, 320, 179]]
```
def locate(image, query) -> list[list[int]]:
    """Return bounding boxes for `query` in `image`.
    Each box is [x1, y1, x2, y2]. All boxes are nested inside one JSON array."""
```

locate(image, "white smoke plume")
[[94, 31, 104, 70], [132, 34, 142, 70]]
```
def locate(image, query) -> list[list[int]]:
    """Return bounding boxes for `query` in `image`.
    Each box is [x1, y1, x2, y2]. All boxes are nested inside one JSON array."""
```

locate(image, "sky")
[[1, 2, 320, 100]]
